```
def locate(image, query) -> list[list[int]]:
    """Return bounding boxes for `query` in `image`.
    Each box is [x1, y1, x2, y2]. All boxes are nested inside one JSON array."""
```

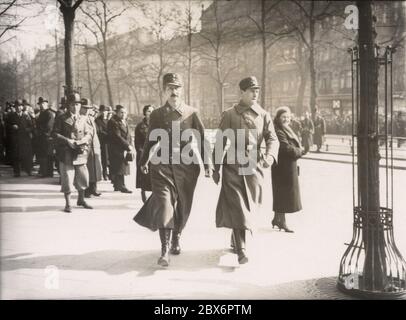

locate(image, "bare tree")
[[244, 0, 295, 109], [128, 1, 181, 105], [57, 0, 84, 96], [277, 0, 344, 118], [78, 0, 129, 106], [0, 0, 27, 42], [198, 0, 242, 114]]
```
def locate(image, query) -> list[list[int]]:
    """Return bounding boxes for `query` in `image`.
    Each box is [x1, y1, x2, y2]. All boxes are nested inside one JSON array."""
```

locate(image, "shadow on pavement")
[[0, 249, 226, 277]]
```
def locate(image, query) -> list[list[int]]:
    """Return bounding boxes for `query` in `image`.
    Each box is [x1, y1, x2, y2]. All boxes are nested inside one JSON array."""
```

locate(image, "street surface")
[[1, 149, 406, 299]]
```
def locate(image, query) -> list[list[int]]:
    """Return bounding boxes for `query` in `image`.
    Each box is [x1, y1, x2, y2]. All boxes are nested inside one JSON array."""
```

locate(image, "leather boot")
[[170, 230, 181, 255], [233, 229, 248, 264], [158, 228, 171, 267]]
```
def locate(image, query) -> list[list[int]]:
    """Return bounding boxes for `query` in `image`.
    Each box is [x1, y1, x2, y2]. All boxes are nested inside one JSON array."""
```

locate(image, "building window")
[[345, 71, 352, 88]]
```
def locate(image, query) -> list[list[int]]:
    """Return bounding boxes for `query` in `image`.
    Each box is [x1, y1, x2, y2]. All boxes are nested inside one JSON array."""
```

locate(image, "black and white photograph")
[[0, 0, 406, 304]]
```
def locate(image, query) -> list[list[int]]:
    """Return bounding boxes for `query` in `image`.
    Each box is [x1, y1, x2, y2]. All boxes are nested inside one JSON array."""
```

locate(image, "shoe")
[[84, 191, 91, 198], [91, 192, 101, 197], [237, 250, 249, 264], [114, 187, 120, 191], [120, 188, 132, 194], [77, 201, 93, 209], [158, 229, 171, 267], [170, 232, 181, 255], [277, 223, 294, 233], [64, 206, 72, 213], [271, 218, 279, 228]]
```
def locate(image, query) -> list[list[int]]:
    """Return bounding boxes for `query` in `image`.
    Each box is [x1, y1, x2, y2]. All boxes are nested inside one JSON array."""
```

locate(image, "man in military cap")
[[95, 104, 112, 180], [37, 97, 56, 177], [212, 76, 279, 264], [133, 72, 213, 267], [52, 92, 93, 212], [80, 99, 102, 198]]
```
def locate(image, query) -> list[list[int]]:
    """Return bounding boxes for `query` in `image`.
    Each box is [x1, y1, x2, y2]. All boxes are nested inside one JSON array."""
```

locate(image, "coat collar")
[[164, 101, 184, 115], [281, 125, 301, 146], [234, 101, 262, 115]]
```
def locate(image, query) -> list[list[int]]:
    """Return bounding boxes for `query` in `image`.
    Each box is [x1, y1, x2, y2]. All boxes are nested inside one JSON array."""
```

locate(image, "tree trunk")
[[60, 3, 75, 96], [296, 43, 308, 116], [187, 0, 192, 105], [260, 0, 267, 109], [357, 0, 386, 291], [309, 16, 317, 119], [55, 31, 61, 104], [128, 84, 141, 115], [84, 46, 94, 101]]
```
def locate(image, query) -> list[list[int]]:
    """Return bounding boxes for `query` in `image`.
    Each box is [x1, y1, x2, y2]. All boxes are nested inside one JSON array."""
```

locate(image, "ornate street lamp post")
[[337, 2, 406, 298]]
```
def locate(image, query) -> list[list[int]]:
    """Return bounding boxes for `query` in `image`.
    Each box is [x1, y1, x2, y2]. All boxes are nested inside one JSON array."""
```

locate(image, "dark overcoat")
[[133, 101, 212, 232], [95, 116, 109, 167], [107, 115, 132, 176], [7, 112, 34, 163], [301, 118, 314, 149], [313, 116, 326, 146], [214, 102, 279, 231], [87, 117, 102, 182], [271, 126, 303, 213], [134, 117, 152, 191], [37, 109, 55, 157]]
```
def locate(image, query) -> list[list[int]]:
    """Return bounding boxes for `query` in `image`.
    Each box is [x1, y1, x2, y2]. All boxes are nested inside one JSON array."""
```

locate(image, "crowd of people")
[[0, 95, 140, 209], [2, 73, 404, 268]]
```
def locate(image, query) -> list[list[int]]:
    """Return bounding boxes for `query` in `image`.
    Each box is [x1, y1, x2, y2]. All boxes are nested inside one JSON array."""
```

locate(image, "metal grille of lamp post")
[[337, 46, 406, 299]]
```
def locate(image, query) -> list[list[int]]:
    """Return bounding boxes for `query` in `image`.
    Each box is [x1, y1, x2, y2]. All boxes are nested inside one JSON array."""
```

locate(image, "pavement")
[[1, 154, 406, 300]]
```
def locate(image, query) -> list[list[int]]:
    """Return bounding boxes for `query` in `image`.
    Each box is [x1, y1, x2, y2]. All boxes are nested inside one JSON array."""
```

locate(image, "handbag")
[[125, 151, 134, 162]]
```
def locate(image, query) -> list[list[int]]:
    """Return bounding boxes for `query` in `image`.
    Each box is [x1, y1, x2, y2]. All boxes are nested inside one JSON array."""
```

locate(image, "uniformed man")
[[52, 92, 93, 213], [95, 104, 112, 180], [80, 99, 102, 198], [134, 104, 154, 203], [212, 76, 279, 264], [37, 97, 56, 177], [133, 73, 213, 267], [107, 105, 133, 193]]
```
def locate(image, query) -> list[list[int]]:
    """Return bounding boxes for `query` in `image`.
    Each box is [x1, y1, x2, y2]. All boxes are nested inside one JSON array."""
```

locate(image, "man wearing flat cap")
[[95, 104, 112, 180], [134, 72, 213, 267], [80, 99, 102, 198], [212, 76, 279, 264], [37, 97, 56, 177], [52, 93, 93, 212]]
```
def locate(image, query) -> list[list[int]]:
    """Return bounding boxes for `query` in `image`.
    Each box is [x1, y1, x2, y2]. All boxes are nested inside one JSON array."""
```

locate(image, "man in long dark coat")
[[36, 97, 56, 177], [7, 100, 34, 177], [212, 76, 279, 264], [301, 111, 314, 153], [95, 105, 111, 180], [133, 73, 213, 267], [107, 105, 133, 193], [313, 112, 326, 152], [134, 104, 154, 203]]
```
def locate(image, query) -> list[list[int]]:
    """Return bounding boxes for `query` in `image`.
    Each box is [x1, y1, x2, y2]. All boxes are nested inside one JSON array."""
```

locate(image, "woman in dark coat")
[[134, 105, 154, 203], [271, 106, 306, 233]]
